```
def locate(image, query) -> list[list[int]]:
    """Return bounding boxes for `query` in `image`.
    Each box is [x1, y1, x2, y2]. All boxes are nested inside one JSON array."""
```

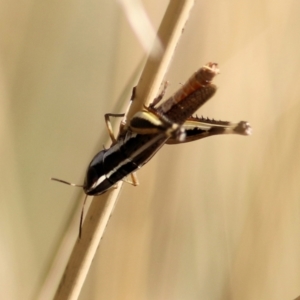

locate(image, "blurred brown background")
[[1, 0, 300, 299]]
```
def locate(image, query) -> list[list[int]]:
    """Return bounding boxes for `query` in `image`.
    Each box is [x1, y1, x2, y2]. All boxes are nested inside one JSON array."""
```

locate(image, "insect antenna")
[[51, 177, 83, 188], [51, 177, 88, 238]]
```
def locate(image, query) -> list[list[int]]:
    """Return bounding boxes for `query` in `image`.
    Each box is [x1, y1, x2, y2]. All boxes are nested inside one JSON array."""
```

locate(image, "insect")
[[52, 62, 251, 235]]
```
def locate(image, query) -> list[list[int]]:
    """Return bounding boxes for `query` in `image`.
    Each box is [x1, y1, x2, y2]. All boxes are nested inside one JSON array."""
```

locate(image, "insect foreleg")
[[123, 172, 139, 186], [131, 172, 139, 185], [104, 113, 125, 143]]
